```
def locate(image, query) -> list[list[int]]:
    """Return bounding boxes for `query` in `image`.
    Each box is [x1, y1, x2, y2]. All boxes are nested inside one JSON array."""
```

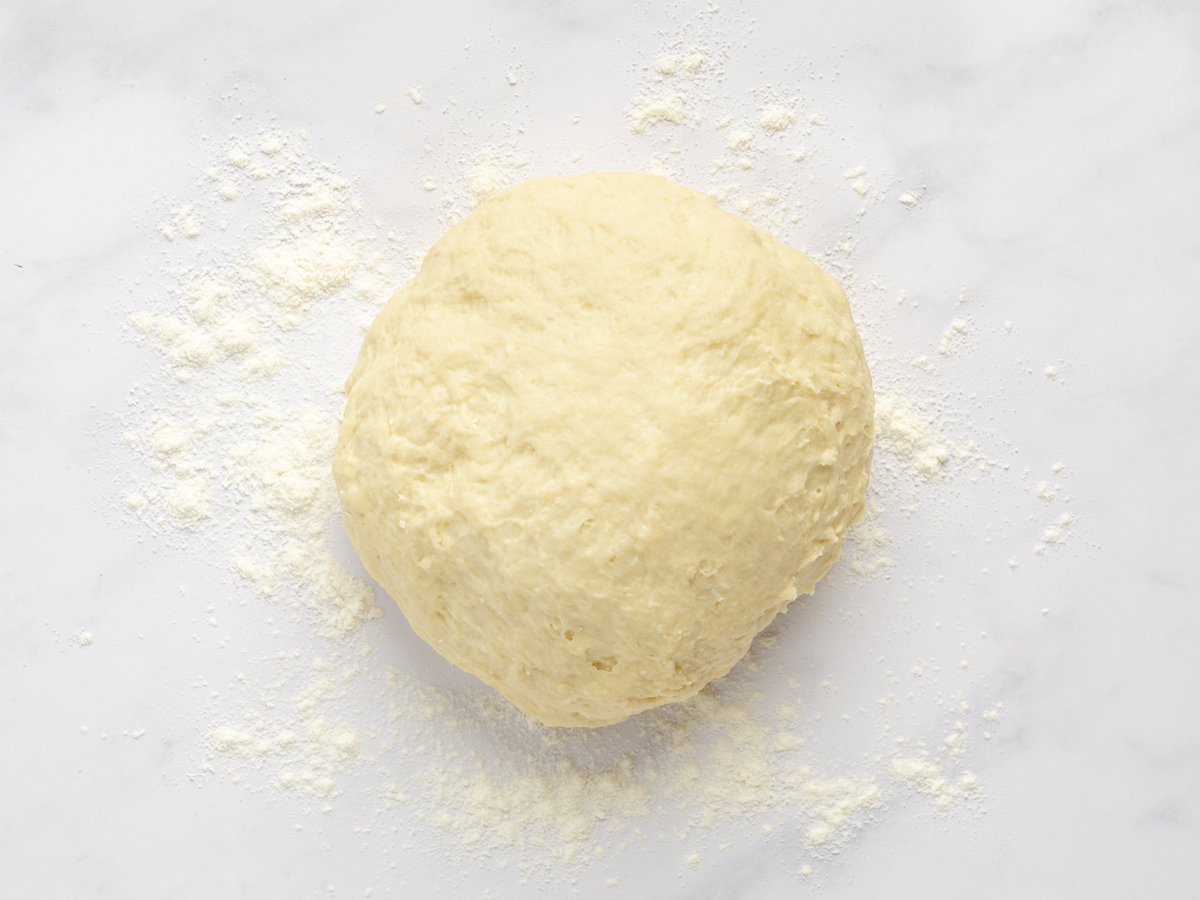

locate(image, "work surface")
[[2, 1, 1198, 897]]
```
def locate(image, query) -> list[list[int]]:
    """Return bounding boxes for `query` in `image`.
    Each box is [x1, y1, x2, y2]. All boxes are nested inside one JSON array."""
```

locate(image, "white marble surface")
[[3, 1, 1199, 897]]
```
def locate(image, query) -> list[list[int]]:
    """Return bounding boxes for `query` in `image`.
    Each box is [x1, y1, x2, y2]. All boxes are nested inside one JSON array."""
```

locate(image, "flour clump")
[[334, 172, 873, 727]]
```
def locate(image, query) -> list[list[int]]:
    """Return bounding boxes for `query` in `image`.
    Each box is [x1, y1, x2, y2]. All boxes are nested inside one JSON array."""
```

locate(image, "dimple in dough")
[[334, 172, 874, 727]]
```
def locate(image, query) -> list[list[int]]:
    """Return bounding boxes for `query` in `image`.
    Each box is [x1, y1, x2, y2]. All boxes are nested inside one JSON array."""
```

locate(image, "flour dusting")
[[105, 6, 1081, 889]]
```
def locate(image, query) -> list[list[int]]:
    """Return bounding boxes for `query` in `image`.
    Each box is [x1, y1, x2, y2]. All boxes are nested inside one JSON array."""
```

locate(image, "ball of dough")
[[334, 172, 873, 727]]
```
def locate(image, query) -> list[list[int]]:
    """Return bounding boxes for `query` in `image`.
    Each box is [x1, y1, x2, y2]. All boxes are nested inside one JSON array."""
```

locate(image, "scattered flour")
[[463, 152, 530, 206], [629, 94, 687, 132], [844, 499, 894, 579], [122, 132, 397, 638], [873, 394, 950, 478], [938, 318, 969, 355], [112, 9, 1062, 886], [224, 406, 379, 635], [891, 755, 979, 811], [727, 130, 754, 151], [760, 105, 795, 131], [159, 205, 202, 241], [383, 666, 885, 861], [211, 655, 367, 799], [247, 234, 358, 327]]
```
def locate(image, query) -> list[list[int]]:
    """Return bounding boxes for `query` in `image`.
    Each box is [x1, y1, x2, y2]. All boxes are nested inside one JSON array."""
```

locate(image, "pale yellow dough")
[[334, 172, 873, 727]]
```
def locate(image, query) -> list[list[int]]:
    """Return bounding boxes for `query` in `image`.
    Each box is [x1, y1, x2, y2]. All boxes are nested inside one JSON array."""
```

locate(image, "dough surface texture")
[[334, 172, 873, 727]]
